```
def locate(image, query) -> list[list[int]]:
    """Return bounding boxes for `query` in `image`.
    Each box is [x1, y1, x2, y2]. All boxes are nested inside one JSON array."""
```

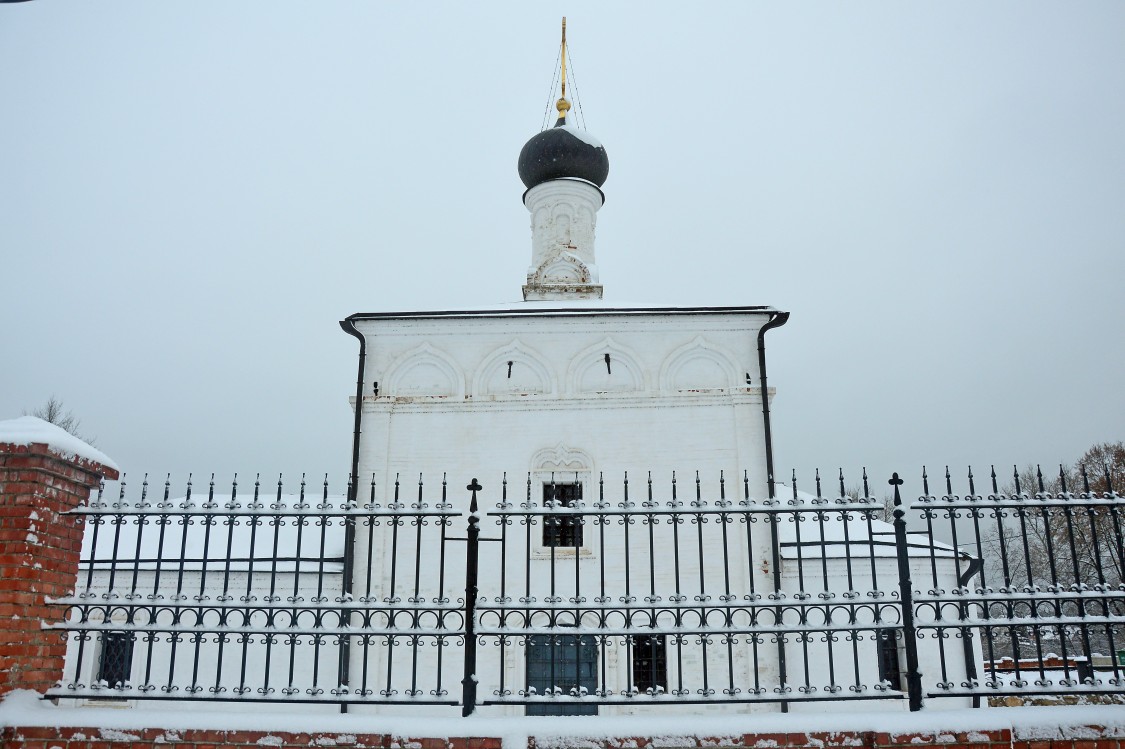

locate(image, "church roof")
[[516, 17, 609, 192], [346, 301, 779, 322], [79, 493, 348, 572], [517, 121, 609, 191]]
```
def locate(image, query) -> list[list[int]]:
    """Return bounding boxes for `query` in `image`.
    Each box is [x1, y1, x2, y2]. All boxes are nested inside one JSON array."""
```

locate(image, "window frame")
[[629, 632, 667, 695], [876, 627, 903, 690], [96, 630, 134, 692], [541, 481, 584, 548]]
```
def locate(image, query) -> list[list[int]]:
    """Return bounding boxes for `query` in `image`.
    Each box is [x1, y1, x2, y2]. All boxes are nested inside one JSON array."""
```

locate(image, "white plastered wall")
[[354, 309, 773, 507], [347, 307, 778, 715]]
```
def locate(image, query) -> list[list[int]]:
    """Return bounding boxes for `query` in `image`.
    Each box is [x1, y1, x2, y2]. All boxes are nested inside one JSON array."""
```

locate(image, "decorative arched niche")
[[527, 444, 595, 558], [472, 340, 555, 398], [531, 443, 593, 477], [383, 342, 464, 398], [659, 336, 740, 393], [530, 251, 592, 284], [566, 337, 645, 394]]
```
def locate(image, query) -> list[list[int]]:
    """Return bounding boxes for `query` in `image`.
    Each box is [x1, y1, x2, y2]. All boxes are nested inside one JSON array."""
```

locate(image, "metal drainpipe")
[[338, 316, 367, 713], [756, 309, 789, 710], [756, 310, 789, 502]]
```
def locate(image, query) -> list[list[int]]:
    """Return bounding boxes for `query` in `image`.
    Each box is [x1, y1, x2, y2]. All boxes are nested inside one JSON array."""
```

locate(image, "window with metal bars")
[[542, 482, 582, 547], [97, 631, 133, 690], [631, 633, 667, 694], [877, 628, 902, 689]]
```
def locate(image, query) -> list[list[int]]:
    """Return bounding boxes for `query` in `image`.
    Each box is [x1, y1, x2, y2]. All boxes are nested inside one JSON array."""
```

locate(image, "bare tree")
[[843, 482, 894, 522], [1077, 442, 1125, 497], [978, 443, 1125, 659], [25, 396, 95, 445]]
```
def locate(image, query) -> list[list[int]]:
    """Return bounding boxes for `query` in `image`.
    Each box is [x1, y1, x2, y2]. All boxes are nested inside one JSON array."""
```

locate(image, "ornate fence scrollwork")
[[47, 466, 1125, 713]]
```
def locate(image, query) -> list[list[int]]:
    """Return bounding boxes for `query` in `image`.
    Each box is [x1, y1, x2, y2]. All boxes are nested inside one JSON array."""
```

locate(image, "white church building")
[[341, 110, 787, 503], [57, 38, 977, 717]]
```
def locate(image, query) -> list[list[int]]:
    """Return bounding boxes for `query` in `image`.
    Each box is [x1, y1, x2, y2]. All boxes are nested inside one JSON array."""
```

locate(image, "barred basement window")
[[631, 634, 667, 694], [542, 482, 582, 547], [97, 631, 134, 690], [877, 628, 902, 690]]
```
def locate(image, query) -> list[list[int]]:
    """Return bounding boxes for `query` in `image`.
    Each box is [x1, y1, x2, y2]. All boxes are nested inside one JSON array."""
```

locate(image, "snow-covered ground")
[[2, 690, 1124, 747]]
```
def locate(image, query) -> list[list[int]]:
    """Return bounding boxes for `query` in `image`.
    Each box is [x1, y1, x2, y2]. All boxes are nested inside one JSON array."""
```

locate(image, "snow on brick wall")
[[1, 725, 1122, 749], [1, 690, 1122, 749], [0, 441, 118, 697]]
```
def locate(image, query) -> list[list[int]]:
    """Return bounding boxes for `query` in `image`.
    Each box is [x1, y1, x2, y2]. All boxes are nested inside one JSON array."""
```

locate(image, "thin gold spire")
[[556, 17, 571, 122]]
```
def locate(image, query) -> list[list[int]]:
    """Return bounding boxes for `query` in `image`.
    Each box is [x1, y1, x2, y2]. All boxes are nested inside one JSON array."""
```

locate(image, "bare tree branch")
[[24, 395, 96, 445]]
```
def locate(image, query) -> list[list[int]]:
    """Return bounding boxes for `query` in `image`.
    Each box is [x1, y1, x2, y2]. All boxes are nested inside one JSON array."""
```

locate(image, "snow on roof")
[[558, 123, 603, 149], [772, 483, 961, 559], [775, 517, 960, 559], [80, 494, 348, 572], [348, 300, 778, 320], [0, 415, 118, 471]]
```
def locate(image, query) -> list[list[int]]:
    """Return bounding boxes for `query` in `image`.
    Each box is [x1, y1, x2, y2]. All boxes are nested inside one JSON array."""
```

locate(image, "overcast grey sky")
[[2, 2, 1123, 495]]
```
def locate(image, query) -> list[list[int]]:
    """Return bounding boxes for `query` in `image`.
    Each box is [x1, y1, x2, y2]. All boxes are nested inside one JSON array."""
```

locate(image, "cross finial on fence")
[[467, 478, 482, 513], [889, 472, 904, 509]]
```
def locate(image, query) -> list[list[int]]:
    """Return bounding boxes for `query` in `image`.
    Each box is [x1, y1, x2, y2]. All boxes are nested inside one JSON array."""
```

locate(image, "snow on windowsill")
[[0, 416, 118, 471]]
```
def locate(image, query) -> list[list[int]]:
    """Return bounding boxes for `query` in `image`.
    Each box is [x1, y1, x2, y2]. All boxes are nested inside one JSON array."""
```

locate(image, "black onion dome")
[[518, 120, 609, 190]]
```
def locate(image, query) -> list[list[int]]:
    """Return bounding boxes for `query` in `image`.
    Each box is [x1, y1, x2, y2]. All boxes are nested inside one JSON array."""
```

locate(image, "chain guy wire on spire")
[[539, 44, 562, 131], [566, 45, 588, 131], [538, 17, 590, 132]]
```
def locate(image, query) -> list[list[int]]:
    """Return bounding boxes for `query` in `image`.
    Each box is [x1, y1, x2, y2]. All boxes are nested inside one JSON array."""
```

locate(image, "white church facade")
[[57, 37, 979, 717], [342, 101, 787, 505]]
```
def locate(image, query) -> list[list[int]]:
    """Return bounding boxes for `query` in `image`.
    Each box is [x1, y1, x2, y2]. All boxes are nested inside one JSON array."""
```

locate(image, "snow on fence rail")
[[46, 467, 1125, 715]]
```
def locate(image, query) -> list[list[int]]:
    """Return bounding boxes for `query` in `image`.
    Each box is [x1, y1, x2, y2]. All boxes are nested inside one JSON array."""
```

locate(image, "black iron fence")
[[46, 466, 1125, 714]]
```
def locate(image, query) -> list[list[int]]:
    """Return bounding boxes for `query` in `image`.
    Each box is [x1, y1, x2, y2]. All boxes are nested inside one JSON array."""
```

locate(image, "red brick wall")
[[0, 441, 118, 697], [0, 726, 1119, 749], [530, 732, 1123, 749], [0, 728, 500, 749]]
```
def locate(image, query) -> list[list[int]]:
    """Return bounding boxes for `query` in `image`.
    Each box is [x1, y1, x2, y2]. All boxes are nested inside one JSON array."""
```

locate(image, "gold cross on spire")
[[556, 17, 571, 123]]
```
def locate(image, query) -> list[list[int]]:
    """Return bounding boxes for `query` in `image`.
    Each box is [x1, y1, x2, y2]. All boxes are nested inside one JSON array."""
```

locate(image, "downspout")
[[756, 310, 789, 500], [338, 316, 367, 713], [756, 309, 790, 710]]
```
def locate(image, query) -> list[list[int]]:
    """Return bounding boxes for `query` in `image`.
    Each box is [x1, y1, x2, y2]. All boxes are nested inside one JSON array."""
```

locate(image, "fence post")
[[461, 478, 482, 716], [890, 473, 923, 710], [0, 420, 118, 697], [338, 473, 356, 713]]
